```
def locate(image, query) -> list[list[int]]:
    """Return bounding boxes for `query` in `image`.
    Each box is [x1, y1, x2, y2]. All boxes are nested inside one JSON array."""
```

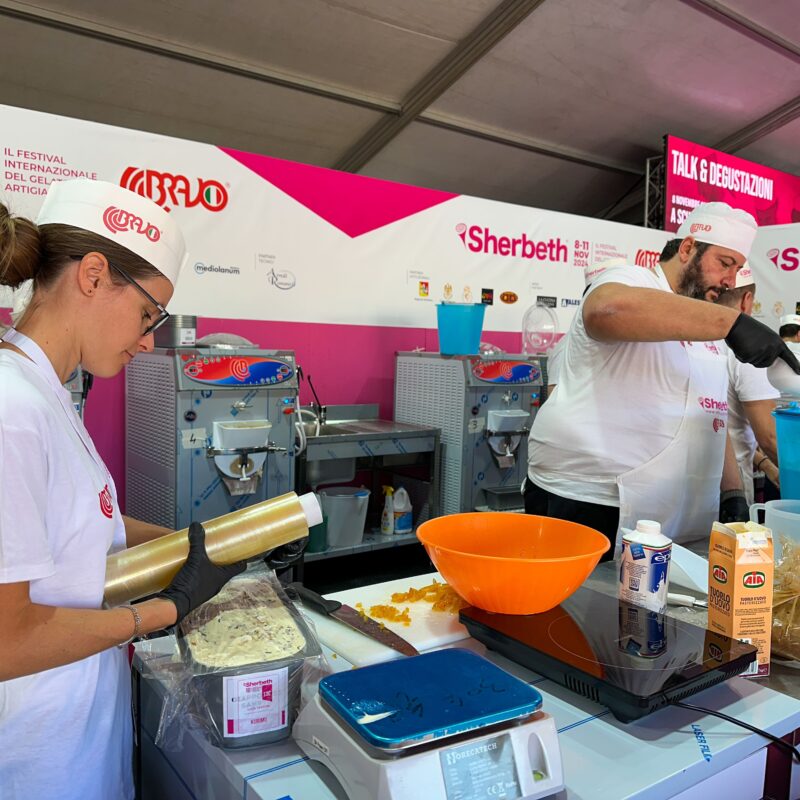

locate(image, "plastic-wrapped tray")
[[177, 573, 321, 749]]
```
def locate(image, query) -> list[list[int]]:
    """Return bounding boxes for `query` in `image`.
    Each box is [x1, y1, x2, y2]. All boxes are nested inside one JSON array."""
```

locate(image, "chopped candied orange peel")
[[364, 580, 466, 626]]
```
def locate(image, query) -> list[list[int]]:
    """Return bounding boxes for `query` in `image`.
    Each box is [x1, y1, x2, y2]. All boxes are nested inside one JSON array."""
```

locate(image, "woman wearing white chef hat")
[[526, 202, 800, 556], [0, 179, 244, 800]]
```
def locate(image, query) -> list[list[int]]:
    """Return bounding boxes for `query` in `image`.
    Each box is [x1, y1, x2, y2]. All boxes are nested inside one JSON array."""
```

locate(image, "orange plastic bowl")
[[416, 513, 610, 615]]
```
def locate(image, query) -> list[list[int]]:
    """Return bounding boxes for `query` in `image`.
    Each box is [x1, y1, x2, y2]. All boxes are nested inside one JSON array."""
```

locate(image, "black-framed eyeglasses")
[[73, 254, 170, 336], [107, 262, 170, 336]]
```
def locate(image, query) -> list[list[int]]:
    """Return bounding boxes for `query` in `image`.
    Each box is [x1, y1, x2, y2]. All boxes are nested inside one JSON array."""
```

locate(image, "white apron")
[[616, 338, 728, 552], [0, 328, 133, 800]]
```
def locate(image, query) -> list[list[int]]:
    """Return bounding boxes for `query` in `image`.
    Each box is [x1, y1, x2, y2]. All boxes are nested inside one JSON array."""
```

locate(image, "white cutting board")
[[298, 572, 470, 667]]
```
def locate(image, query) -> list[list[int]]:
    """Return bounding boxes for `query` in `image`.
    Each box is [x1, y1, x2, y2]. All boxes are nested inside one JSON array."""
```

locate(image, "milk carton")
[[618, 520, 672, 613], [707, 521, 774, 678]]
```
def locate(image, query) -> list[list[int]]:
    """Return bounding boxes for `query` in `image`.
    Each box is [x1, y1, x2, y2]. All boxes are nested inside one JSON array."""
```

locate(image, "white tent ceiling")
[[0, 0, 797, 224]]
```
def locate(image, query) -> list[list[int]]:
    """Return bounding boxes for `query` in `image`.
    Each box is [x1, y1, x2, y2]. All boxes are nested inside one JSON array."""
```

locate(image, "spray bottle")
[[381, 486, 395, 535]]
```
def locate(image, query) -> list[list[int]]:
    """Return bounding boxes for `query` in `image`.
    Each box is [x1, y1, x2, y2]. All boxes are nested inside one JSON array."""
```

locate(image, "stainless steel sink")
[[302, 421, 357, 437]]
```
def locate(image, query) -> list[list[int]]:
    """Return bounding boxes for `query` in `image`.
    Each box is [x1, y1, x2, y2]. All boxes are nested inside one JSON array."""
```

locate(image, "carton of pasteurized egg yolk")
[[708, 521, 773, 678]]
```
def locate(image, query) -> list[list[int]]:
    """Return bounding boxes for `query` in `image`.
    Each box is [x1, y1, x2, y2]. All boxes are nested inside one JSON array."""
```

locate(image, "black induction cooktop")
[[460, 586, 757, 723]]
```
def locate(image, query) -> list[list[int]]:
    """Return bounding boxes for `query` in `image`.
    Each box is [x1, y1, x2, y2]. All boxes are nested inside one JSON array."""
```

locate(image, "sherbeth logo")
[[121, 167, 229, 213], [767, 247, 799, 272], [455, 223, 567, 262]]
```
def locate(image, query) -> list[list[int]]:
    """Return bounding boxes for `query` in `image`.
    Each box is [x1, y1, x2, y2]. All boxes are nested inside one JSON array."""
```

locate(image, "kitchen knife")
[[289, 583, 420, 657]]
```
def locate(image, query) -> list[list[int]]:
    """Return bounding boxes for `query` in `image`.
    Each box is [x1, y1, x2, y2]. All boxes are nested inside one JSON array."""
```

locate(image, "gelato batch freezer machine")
[[394, 352, 546, 515], [126, 346, 298, 530]]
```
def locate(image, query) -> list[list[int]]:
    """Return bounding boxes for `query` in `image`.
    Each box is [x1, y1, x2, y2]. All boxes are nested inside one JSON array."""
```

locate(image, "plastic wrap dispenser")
[[103, 491, 322, 607]]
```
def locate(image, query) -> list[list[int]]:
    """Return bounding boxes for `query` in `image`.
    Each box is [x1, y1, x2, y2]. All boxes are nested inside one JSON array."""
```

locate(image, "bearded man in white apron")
[[526, 202, 800, 558]]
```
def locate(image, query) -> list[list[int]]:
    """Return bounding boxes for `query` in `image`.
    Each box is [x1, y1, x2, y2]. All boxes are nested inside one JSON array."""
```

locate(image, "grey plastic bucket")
[[317, 487, 370, 548]]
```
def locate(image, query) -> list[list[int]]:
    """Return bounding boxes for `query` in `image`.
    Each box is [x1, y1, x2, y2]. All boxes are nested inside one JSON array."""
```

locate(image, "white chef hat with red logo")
[[36, 178, 187, 286], [676, 202, 758, 259], [734, 262, 755, 288]]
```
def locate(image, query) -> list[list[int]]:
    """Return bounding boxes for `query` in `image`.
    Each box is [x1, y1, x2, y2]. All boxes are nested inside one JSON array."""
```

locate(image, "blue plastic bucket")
[[774, 404, 800, 500], [436, 303, 486, 355]]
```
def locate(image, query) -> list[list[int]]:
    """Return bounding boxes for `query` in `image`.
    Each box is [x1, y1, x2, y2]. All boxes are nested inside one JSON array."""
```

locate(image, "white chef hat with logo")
[[584, 257, 629, 286], [780, 314, 800, 326], [36, 178, 187, 286], [734, 262, 755, 289], [676, 202, 758, 259]]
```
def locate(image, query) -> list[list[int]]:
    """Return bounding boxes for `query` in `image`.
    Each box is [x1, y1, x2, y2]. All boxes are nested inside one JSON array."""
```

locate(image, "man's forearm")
[[123, 515, 172, 547], [584, 284, 739, 343]]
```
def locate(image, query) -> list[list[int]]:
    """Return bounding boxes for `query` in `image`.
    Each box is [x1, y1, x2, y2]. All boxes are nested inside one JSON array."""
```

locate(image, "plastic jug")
[[393, 487, 413, 534], [750, 499, 800, 562], [773, 404, 800, 500]]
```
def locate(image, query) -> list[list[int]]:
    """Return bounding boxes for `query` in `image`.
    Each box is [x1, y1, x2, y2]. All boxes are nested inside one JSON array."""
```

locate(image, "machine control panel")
[[470, 359, 541, 384], [181, 355, 295, 387]]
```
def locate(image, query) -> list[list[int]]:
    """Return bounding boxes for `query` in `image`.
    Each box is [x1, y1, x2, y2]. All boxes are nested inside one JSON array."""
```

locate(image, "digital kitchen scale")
[[460, 586, 758, 723], [293, 648, 564, 800]]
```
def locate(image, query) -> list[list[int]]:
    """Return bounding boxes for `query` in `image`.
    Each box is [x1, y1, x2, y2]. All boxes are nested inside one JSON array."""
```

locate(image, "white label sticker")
[[181, 428, 207, 449], [223, 667, 289, 738], [179, 328, 197, 345], [468, 417, 485, 434]]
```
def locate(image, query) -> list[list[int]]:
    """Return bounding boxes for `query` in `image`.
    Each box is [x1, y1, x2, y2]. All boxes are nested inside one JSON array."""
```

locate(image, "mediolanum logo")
[[743, 571, 766, 588], [194, 262, 240, 276], [712, 564, 727, 584], [121, 167, 229, 213]]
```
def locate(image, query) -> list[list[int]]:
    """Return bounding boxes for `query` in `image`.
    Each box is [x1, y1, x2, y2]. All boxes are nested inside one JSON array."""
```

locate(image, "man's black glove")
[[719, 490, 749, 524], [264, 538, 308, 571], [725, 313, 800, 372], [157, 522, 246, 622]]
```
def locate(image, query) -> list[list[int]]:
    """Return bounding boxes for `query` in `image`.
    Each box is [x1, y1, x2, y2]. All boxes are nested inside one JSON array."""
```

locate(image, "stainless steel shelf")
[[303, 529, 420, 562]]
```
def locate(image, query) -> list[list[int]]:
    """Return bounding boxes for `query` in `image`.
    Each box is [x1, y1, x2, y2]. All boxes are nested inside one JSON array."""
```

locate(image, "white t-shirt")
[[545, 336, 565, 387], [726, 349, 779, 503], [529, 264, 704, 506], [0, 345, 133, 800]]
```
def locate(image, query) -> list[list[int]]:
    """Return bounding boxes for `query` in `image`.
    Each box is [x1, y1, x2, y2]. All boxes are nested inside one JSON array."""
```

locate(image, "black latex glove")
[[263, 538, 308, 571], [719, 490, 749, 524], [157, 522, 246, 622], [725, 313, 800, 373]]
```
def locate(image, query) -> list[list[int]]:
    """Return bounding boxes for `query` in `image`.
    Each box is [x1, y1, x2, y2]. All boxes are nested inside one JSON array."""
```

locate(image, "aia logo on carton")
[[712, 564, 728, 584], [767, 247, 800, 272], [121, 167, 229, 213], [635, 249, 660, 268], [743, 571, 766, 588], [712, 417, 725, 433], [99, 484, 114, 519]]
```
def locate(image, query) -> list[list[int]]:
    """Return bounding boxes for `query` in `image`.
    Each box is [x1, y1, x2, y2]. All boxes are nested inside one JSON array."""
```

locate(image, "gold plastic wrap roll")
[[104, 491, 311, 607]]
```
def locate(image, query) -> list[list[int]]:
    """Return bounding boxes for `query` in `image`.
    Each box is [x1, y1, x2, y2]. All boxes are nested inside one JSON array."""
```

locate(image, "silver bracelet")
[[117, 604, 142, 648]]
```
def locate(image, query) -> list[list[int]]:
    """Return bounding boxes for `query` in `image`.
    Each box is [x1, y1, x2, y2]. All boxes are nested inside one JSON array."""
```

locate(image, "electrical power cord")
[[670, 698, 800, 763]]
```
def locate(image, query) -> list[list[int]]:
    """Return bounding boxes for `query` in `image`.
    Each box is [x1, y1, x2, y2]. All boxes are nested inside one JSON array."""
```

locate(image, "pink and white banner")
[[664, 135, 800, 232], [2, 104, 669, 333], [749, 223, 800, 328]]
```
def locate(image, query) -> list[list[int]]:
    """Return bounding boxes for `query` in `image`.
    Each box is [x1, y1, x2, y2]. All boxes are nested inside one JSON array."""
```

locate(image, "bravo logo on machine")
[[455, 223, 568, 262], [767, 247, 800, 272], [120, 167, 229, 213]]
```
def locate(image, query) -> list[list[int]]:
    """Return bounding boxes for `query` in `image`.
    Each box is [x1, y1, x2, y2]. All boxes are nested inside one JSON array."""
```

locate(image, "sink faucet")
[[307, 375, 327, 425]]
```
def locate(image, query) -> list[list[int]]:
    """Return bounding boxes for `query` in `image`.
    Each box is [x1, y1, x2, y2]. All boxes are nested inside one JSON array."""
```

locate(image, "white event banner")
[[748, 223, 800, 330], [0, 104, 672, 331]]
